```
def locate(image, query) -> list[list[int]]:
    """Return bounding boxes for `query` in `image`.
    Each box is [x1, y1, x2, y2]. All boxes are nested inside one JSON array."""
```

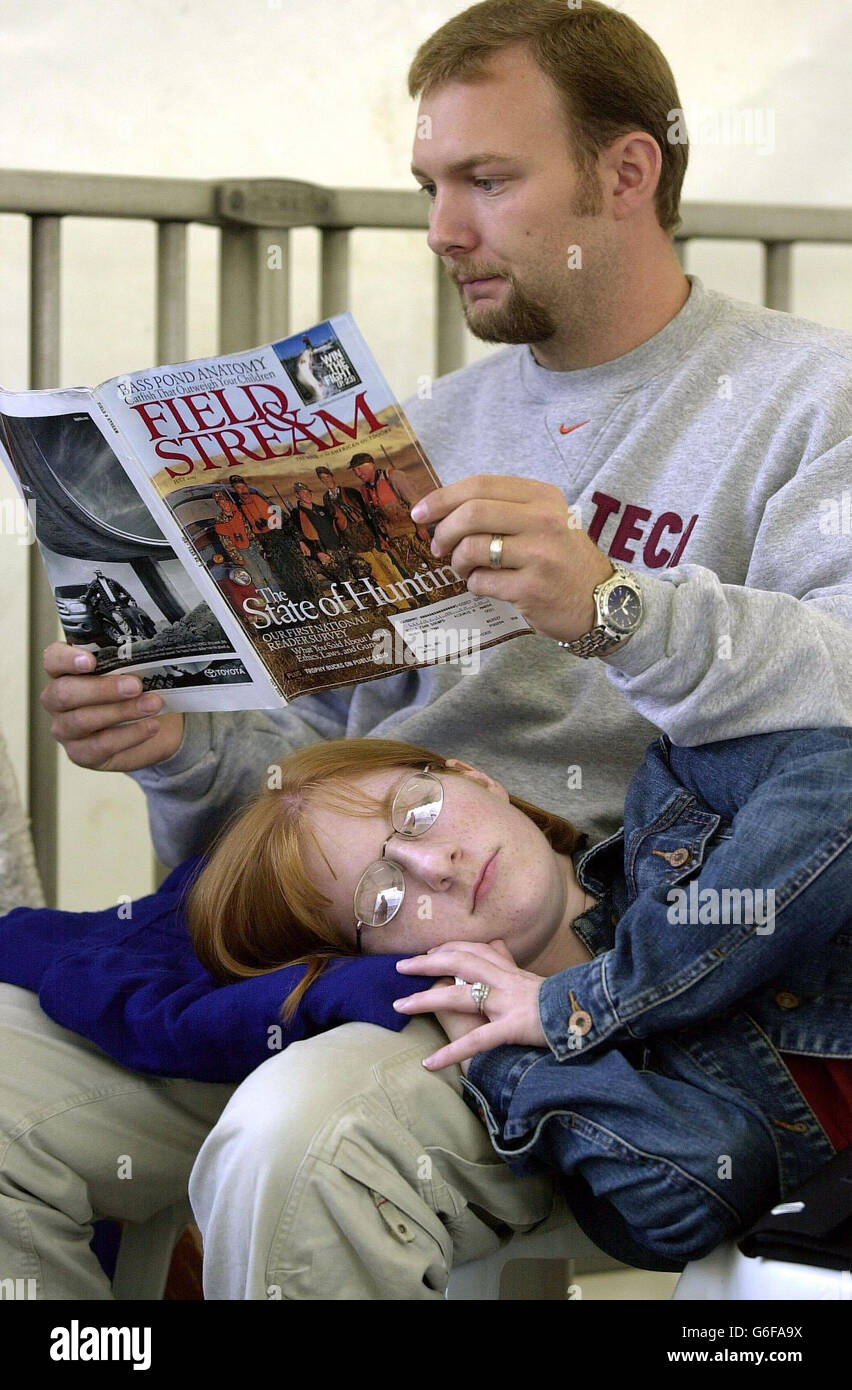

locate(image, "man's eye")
[[415, 180, 505, 197]]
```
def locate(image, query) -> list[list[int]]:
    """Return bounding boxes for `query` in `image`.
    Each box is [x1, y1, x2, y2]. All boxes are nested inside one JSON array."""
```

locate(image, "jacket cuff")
[[537, 957, 620, 1059], [464, 1043, 545, 1126], [598, 569, 676, 678], [461, 1047, 551, 1159]]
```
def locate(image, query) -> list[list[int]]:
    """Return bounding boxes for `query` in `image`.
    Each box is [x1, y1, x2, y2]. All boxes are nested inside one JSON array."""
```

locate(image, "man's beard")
[[452, 169, 603, 347], [457, 273, 558, 345]]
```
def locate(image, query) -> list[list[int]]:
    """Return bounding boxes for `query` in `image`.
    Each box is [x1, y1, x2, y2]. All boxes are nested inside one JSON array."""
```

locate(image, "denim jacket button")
[[774, 990, 800, 1009], [667, 847, 691, 867], [568, 1009, 592, 1036]]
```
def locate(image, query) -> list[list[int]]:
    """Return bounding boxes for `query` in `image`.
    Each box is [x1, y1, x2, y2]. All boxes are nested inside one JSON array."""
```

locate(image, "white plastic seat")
[[445, 1208, 623, 1299], [673, 1240, 852, 1300]]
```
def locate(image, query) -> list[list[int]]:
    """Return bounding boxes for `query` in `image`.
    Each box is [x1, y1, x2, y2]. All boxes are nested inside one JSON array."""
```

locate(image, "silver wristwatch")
[[557, 561, 644, 658]]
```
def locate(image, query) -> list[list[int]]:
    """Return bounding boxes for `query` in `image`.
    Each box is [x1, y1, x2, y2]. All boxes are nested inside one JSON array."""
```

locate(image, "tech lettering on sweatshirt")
[[586, 489, 699, 568]]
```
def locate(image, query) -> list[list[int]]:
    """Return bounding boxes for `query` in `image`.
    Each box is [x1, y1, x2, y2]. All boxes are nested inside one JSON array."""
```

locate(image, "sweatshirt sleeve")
[[598, 435, 852, 744], [128, 687, 356, 868]]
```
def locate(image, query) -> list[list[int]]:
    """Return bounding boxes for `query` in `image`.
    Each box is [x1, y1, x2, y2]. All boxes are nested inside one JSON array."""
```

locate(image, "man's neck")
[[530, 256, 690, 372]]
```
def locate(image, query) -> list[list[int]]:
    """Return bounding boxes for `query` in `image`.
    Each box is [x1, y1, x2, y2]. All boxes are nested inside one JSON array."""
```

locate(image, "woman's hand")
[[429, 990, 483, 1077], [394, 938, 547, 1072]]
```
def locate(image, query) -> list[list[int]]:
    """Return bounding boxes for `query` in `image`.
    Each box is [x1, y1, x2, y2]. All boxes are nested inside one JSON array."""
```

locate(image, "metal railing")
[[2, 167, 851, 904]]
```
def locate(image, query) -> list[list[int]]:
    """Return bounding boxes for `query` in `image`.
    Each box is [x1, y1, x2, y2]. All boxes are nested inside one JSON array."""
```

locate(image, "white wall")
[[0, 0, 850, 910]]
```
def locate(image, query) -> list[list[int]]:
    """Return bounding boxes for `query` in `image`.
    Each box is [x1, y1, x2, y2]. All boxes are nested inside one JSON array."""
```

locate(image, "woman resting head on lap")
[[185, 727, 852, 1272], [184, 736, 597, 1061]]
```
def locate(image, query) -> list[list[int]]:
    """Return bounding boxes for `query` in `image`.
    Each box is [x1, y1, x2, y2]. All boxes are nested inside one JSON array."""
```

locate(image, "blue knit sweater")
[[0, 857, 429, 1082]]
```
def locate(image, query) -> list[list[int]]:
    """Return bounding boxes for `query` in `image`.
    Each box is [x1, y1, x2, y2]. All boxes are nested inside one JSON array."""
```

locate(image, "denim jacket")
[[461, 726, 852, 1271]]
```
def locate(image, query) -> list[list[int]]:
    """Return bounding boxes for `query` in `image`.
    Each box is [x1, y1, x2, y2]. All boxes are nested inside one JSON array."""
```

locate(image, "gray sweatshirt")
[[132, 275, 852, 866]]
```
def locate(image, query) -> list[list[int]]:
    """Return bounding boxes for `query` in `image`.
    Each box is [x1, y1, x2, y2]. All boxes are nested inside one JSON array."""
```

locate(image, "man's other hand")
[[41, 643, 185, 772]]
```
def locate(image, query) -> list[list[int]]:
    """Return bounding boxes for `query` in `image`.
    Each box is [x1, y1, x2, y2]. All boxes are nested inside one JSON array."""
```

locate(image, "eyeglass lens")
[[353, 772, 443, 928], [391, 772, 442, 835]]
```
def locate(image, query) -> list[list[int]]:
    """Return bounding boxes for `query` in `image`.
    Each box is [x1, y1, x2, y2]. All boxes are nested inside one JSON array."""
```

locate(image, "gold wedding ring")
[[489, 535, 504, 568]]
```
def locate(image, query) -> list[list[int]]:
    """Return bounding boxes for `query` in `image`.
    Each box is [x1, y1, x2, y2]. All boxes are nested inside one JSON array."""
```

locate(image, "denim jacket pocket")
[[625, 791, 722, 903]]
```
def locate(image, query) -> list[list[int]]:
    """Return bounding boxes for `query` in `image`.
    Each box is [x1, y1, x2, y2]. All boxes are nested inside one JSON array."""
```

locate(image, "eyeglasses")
[[353, 764, 444, 952]]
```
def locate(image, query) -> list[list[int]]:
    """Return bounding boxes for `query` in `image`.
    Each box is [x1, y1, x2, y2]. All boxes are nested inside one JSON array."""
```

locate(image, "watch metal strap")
[[558, 624, 623, 658]]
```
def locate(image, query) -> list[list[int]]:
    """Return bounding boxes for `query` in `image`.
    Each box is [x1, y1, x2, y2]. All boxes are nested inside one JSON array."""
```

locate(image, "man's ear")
[[442, 757, 510, 800], [603, 130, 662, 222]]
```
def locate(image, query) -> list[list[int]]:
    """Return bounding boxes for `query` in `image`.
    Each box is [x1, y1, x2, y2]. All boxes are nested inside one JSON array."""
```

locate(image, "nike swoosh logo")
[[559, 420, 591, 435]]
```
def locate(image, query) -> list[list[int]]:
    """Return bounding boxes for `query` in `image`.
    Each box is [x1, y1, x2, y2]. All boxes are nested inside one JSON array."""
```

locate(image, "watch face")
[[604, 583, 642, 633]]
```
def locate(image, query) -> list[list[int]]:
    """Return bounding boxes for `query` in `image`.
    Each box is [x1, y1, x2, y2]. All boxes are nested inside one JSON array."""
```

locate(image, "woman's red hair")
[[183, 737, 587, 1020]]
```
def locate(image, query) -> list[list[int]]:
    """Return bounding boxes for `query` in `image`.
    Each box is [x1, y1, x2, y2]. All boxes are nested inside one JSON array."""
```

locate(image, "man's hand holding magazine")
[[41, 643, 184, 773], [411, 474, 616, 645]]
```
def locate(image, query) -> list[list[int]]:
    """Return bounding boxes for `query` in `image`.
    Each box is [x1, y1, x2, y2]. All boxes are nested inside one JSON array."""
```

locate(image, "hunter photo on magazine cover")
[[111, 321, 486, 702]]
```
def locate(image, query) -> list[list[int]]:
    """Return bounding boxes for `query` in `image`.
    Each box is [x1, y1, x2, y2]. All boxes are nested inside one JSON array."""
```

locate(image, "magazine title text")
[[128, 383, 384, 479]]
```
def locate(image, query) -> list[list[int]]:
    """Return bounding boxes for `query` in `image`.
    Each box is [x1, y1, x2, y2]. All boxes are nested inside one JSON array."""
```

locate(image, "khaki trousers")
[[0, 984, 561, 1300], [190, 1016, 559, 1299], [0, 983, 234, 1299]]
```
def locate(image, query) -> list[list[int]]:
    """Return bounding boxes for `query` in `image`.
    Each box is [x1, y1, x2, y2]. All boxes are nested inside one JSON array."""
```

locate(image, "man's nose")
[[426, 190, 477, 258]]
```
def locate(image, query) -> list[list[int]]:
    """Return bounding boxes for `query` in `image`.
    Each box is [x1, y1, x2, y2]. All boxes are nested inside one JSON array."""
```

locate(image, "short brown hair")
[[407, 0, 688, 235]]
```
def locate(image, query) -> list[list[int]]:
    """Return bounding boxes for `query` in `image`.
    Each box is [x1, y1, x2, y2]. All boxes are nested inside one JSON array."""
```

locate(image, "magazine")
[[0, 314, 531, 711]]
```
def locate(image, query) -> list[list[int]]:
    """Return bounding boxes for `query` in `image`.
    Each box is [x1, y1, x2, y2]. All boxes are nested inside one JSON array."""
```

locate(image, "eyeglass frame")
[[353, 763, 444, 953]]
